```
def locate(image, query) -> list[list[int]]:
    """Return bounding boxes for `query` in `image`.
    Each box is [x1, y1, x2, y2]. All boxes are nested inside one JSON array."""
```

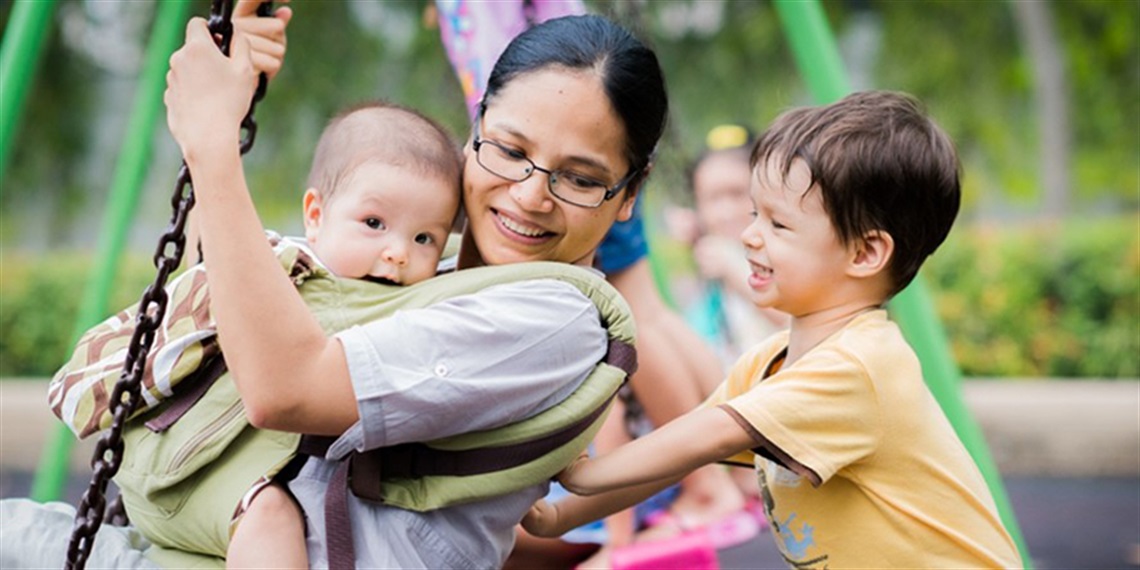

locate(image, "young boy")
[[522, 91, 1023, 568], [225, 101, 461, 569]]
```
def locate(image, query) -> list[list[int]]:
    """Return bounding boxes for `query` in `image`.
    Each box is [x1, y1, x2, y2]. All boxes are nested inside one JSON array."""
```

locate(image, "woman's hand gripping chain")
[[164, 18, 257, 163]]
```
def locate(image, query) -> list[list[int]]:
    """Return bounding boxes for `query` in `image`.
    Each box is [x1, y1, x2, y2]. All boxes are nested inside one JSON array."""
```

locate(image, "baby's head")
[[303, 102, 462, 285], [748, 91, 960, 305]]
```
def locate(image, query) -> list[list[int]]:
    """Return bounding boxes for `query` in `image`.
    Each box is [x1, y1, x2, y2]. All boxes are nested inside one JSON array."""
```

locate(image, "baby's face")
[[305, 161, 459, 285]]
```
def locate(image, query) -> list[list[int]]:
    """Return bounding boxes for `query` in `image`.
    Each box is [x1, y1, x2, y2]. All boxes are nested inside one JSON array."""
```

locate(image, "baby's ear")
[[302, 188, 323, 240], [848, 230, 894, 279]]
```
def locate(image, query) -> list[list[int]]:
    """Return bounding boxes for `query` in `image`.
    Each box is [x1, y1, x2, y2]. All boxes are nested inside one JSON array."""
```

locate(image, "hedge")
[[2, 216, 1137, 379], [923, 216, 1138, 378]]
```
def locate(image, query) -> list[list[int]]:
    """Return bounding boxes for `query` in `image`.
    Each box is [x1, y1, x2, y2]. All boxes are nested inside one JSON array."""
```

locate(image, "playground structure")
[[0, 0, 1030, 565]]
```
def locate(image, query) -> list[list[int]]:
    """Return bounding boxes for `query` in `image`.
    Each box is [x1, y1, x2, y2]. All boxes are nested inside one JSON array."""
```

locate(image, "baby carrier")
[[50, 237, 637, 564]]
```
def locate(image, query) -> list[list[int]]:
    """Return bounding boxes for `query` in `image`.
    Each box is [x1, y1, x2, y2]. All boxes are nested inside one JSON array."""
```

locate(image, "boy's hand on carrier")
[[555, 452, 591, 495], [520, 499, 561, 538], [233, 0, 292, 80], [165, 18, 257, 162]]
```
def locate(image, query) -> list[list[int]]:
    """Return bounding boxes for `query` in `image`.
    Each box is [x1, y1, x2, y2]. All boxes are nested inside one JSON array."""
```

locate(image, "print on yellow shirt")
[[758, 459, 829, 569]]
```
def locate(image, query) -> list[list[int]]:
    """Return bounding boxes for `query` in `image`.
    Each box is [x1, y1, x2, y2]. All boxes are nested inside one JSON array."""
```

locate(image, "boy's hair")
[[751, 90, 960, 297], [307, 101, 461, 202]]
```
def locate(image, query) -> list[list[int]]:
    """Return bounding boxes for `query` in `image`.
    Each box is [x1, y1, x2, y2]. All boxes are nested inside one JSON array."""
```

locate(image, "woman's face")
[[462, 67, 637, 267]]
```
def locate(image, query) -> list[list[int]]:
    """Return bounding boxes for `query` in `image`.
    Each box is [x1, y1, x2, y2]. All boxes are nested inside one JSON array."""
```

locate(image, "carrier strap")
[[144, 355, 228, 433], [325, 460, 355, 570]]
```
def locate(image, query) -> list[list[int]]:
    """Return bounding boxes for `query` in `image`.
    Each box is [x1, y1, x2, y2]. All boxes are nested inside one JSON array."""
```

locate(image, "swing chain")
[[65, 2, 272, 568]]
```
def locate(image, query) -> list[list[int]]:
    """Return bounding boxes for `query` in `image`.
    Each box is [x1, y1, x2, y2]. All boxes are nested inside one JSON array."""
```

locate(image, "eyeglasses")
[[472, 116, 637, 209]]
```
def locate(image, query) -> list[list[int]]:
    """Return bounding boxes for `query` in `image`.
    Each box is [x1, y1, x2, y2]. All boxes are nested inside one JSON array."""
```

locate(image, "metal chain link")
[[64, 2, 271, 568]]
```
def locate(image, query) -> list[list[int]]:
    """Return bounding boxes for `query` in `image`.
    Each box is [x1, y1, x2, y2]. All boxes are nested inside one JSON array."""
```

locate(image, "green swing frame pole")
[[0, 0, 58, 184], [31, 0, 195, 503], [772, 0, 1031, 564]]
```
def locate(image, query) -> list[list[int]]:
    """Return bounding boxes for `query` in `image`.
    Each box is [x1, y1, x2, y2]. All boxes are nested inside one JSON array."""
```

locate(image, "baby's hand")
[[233, 0, 292, 80], [165, 19, 257, 161], [520, 499, 561, 538]]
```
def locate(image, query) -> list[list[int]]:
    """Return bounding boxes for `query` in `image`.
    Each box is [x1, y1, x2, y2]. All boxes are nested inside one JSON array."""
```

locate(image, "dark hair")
[[686, 124, 756, 197], [481, 14, 668, 194], [751, 90, 961, 297], [308, 100, 461, 201]]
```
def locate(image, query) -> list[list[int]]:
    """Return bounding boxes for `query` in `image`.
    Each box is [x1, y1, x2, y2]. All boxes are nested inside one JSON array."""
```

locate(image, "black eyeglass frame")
[[471, 114, 638, 209]]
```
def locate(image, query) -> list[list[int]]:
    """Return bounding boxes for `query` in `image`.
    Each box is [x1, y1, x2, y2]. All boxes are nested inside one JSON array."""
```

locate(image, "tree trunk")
[[1012, 0, 1071, 219]]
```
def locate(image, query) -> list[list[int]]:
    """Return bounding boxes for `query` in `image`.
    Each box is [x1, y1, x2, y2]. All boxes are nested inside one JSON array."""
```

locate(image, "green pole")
[[0, 0, 58, 183], [30, 0, 195, 503], [772, 0, 1031, 565]]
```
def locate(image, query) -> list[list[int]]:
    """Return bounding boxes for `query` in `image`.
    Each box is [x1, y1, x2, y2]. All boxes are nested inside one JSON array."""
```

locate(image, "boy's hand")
[[234, 0, 291, 79], [555, 452, 591, 495], [520, 499, 562, 538], [165, 18, 257, 162]]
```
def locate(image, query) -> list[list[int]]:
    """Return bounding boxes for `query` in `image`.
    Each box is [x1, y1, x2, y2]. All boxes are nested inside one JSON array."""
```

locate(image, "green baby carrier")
[[50, 240, 636, 567]]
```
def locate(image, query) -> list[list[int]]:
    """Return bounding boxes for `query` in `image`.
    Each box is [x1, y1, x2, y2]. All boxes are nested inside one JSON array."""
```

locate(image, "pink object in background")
[[608, 531, 720, 570], [435, 0, 586, 119]]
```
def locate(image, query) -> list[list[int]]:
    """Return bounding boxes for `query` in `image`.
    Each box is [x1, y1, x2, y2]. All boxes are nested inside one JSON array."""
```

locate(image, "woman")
[[167, 6, 666, 570]]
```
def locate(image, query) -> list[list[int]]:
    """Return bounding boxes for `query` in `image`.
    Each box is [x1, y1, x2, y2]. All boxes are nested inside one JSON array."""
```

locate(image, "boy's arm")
[[523, 473, 685, 539], [524, 405, 756, 537], [559, 405, 757, 496]]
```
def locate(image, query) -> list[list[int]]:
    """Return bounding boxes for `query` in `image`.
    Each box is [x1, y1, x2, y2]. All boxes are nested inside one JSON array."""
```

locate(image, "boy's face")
[[740, 158, 852, 317], [304, 161, 459, 285]]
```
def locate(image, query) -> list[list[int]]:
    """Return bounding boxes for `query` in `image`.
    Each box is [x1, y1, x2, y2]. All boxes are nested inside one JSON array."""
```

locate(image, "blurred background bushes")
[[925, 216, 1138, 378]]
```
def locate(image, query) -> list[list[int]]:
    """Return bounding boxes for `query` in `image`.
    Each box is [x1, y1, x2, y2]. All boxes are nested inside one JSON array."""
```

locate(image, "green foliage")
[[924, 216, 1140, 378], [1054, 0, 1140, 204], [0, 254, 156, 377]]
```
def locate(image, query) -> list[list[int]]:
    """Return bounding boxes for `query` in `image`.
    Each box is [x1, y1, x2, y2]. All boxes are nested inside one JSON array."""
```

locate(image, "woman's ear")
[[848, 229, 894, 279], [617, 189, 639, 222], [617, 164, 651, 222], [302, 188, 323, 242]]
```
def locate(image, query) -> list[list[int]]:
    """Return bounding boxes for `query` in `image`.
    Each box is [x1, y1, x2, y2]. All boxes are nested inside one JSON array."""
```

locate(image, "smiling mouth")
[[751, 262, 774, 277], [362, 275, 400, 286], [494, 210, 551, 238]]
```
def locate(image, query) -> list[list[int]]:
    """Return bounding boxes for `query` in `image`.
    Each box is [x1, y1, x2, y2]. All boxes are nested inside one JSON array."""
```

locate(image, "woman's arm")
[[166, 20, 358, 435]]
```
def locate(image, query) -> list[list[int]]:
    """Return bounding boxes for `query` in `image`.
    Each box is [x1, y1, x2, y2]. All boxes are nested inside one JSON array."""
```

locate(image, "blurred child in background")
[[674, 125, 790, 366]]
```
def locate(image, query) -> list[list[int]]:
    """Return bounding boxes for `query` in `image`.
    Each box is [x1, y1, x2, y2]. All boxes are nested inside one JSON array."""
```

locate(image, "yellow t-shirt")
[[709, 310, 1021, 569]]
